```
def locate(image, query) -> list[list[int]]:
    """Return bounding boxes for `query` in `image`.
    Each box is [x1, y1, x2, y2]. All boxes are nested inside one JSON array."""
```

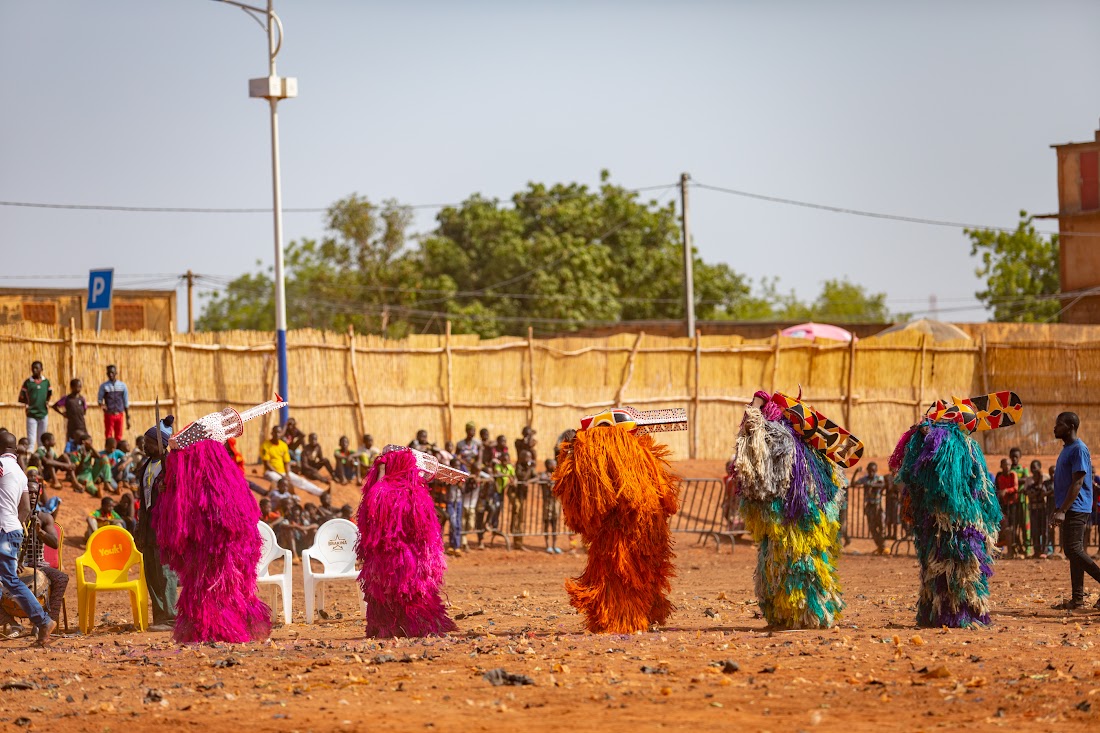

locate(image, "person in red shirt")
[[995, 458, 1020, 556]]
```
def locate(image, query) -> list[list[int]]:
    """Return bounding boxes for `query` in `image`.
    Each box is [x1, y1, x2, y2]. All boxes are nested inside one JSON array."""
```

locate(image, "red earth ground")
[[3, 460, 1098, 732]]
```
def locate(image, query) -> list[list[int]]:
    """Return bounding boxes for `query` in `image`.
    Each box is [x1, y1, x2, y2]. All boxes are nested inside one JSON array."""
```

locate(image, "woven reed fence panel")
[[0, 322, 1087, 462]]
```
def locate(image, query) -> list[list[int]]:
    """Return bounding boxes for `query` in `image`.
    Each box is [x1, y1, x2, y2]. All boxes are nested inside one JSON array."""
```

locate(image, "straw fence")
[[0, 320, 1096, 462]]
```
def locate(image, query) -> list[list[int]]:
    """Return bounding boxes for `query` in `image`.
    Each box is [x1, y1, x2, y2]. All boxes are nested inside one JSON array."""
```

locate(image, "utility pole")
[[186, 270, 195, 334], [214, 0, 298, 424], [680, 172, 695, 338]]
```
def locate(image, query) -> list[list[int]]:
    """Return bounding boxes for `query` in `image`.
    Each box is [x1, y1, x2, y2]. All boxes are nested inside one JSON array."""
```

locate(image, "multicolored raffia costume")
[[553, 407, 684, 633], [355, 446, 467, 637], [733, 390, 863, 629], [155, 398, 285, 643], [890, 391, 1021, 628]]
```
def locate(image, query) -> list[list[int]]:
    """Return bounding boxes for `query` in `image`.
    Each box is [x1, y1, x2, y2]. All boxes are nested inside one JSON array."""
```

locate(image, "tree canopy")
[[198, 173, 896, 336], [966, 211, 1060, 322]]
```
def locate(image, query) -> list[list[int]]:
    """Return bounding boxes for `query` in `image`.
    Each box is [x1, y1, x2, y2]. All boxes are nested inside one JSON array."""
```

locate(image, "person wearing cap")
[[135, 417, 178, 631]]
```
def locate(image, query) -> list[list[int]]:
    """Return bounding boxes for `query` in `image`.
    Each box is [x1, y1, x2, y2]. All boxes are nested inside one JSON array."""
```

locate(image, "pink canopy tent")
[[779, 322, 855, 343]]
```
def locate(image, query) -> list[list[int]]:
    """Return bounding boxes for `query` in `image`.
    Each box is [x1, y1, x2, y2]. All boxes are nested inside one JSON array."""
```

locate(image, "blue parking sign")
[[87, 269, 114, 312]]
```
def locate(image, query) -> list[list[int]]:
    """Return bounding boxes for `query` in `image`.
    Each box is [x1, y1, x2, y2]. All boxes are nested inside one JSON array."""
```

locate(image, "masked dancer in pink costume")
[[154, 397, 286, 643], [356, 445, 468, 637]]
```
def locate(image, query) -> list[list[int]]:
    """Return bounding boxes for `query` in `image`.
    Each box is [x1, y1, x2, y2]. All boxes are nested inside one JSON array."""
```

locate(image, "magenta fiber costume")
[[356, 446, 466, 637], [154, 400, 284, 643]]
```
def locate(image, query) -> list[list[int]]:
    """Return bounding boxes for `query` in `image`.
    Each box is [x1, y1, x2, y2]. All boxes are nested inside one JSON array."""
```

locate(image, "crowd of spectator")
[[247, 418, 567, 557], [845, 445, 1100, 560], [11, 358, 570, 564], [15, 358, 1100, 565], [404, 422, 565, 555]]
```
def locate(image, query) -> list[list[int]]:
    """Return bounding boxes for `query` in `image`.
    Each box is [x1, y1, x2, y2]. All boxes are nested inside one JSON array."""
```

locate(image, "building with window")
[[1051, 125, 1100, 322], [0, 287, 176, 332]]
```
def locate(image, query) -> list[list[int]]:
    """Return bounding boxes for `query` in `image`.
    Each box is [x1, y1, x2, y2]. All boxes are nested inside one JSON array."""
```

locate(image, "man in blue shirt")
[[1050, 411, 1100, 610]]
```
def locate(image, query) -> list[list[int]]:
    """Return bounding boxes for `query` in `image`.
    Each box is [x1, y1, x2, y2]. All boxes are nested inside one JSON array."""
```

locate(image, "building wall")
[[1054, 134, 1100, 323], [0, 289, 176, 333]]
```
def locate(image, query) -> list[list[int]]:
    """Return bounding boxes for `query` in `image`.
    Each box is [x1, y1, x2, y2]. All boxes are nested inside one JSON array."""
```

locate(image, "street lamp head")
[[249, 76, 298, 101]]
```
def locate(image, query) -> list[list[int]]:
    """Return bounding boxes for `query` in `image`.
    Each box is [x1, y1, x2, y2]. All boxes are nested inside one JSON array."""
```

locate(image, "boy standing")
[[1009, 447, 1031, 555], [52, 379, 88, 454], [538, 458, 562, 554], [995, 458, 1020, 556], [18, 361, 51, 452], [97, 365, 130, 443], [854, 463, 887, 555]]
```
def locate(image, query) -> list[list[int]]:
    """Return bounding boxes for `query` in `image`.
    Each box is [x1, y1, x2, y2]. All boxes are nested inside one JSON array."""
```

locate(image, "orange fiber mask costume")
[[552, 408, 684, 633]]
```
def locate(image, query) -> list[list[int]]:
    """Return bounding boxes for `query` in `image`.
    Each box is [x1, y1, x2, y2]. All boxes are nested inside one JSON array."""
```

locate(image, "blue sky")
[[2, 0, 1097, 326]]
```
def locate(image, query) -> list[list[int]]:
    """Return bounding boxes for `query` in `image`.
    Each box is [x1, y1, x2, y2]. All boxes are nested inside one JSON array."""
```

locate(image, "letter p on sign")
[[87, 269, 114, 312]]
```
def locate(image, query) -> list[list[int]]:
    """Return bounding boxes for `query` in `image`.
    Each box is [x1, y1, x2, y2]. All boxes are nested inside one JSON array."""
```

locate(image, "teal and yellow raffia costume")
[[889, 392, 1021, 627]]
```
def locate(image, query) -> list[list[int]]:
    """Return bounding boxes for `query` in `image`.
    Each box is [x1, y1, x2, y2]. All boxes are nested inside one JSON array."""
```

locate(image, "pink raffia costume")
[[154, 397, 286, 643], [356, 446, 468, 638]]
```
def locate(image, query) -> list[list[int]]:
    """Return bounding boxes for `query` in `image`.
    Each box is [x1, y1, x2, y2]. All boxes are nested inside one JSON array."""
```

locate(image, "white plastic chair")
[[256, 521, 293, 625], [301, 518, 365, 623]]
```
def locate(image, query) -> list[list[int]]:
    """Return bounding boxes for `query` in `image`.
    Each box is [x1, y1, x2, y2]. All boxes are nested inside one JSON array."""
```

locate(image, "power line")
[[692, 181, 1079, 237], [0, 183, 677, 216], [0, 273, 183, 280]]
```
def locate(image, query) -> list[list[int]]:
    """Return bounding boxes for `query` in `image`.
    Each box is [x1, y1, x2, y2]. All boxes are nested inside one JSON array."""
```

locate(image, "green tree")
[[199, 174, 897, 335], [804, 278, 893, 323], [966, 211, 1060, 322], [415, 172, 760, 336], [195, 269, 274, 331], [741, 277, 893, 323], [198, 195, 430, 335]]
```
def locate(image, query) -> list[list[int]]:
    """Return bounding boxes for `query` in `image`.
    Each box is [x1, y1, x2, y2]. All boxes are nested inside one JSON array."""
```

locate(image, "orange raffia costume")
[[552, 407, 685, 633]]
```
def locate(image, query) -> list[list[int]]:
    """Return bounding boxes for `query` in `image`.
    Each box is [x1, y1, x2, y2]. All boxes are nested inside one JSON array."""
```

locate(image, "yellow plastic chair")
[[75, 526, 150, 633]]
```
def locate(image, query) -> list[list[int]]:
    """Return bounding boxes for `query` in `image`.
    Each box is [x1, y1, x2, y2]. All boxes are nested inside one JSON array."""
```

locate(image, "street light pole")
[[680, 172, 695, 338], [214, 0, 297, 425]]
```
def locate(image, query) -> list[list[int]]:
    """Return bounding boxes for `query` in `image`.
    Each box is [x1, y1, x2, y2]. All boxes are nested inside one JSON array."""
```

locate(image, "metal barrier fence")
[[668, 478, 745, 553], [437, 476, 1096, 557], [436, 476, 748, 553]]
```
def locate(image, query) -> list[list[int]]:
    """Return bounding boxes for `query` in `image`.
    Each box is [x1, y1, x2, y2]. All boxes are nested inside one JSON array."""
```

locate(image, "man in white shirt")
[[0, 430, 56, 646]]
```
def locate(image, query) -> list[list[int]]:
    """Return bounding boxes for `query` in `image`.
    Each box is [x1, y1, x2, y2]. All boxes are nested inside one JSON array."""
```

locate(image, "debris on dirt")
[[143, 689, 165, 704], [454, 610, 484, 620], [372, 654, 396, 665], [1, 680, 37, 691], [922, 666, 951, 679], [212, 658, 240, 669], [716, 660, 740, 674], [482, 669, 535, 687], [703, 608, 718, 618], [1077, 701, 1092, 713], [640, 666, 668, 675], [13, 718, 30, 727]]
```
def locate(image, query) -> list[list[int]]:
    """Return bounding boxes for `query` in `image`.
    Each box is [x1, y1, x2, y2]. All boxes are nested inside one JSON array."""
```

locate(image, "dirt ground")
[[6, 459, 1099, 732]]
